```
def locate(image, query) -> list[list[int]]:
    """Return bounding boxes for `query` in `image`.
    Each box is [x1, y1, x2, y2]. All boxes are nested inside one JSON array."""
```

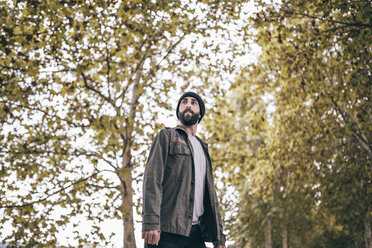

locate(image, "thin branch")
[[95, 8, 113, 101], [322, 71, 372, 157], [100, 155, 119, 170], [1, 101, 90, 128], [38, 68, 74, 74], [127, 49, 150, 84], [2, 147, 120, 173], [0, 171, 101, 209], [81, 72, 117, 109], [285, 11, 371, 29], [156, 33, 187, 69], [0, 64, 27, 72], [119, 49, 149, 110], [116, 84, 130, 107], [124, 22, 168, 92], [86, 183, 118, 190], [2, 30, 50, 38], [122, 20, 145, 37], [329, 96, 372, 156], [106, 43, 111, 99]]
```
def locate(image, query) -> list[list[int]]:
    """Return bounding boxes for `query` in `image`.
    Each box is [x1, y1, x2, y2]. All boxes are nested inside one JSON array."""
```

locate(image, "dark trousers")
[[145, 224, 206, 248]]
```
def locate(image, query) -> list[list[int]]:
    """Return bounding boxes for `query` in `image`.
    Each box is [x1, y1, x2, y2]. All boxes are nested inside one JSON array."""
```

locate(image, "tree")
[[0, 0, 250, 247], [205, 0, 371, 247], [203, 82, 273, 248]]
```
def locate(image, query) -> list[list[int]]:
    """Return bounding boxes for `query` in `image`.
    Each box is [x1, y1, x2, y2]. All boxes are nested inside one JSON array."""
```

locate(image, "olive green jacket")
[[142, 126, 226, 247]]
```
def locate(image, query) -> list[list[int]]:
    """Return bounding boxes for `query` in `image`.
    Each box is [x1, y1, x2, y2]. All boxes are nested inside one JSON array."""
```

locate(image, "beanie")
[[176, 92, 205, 123]]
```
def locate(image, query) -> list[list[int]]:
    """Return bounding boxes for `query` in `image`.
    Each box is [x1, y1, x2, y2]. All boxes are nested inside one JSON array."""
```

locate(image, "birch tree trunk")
[[120, 71, 141, 247], [282, 228, 288, 248], [121, 167, 136, 248], [265, 219, 272, 248], [365, 207, 372, 248]]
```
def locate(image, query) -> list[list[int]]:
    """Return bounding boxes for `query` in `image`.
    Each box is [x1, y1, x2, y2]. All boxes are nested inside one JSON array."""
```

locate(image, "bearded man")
[[142, 92, 226, 248]]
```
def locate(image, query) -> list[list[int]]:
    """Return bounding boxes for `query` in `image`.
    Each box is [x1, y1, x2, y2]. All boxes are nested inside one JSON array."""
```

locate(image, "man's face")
[[178, 97, 200, 126]]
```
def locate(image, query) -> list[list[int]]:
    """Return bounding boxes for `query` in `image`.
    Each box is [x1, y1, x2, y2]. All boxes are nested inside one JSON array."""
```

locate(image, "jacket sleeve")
[[142, 129, 169, 231]]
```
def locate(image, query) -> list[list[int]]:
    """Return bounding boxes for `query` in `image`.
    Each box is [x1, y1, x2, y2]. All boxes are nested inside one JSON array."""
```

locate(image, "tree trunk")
[[281, 209, 288, 248], [282, 228, 288, 248], [265, 218, 272, 248], [121, 168, 136, 248], [119, 70, 141, 247], [365, 207, 372, 248]]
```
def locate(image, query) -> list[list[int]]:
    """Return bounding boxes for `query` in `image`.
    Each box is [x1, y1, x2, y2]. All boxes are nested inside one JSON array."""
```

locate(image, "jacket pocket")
[[166, 142, 191, 179], [169, 142, 190, 155]]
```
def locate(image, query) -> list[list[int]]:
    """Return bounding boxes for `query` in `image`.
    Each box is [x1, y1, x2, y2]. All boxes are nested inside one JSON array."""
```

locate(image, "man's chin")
[[180, 118, 199, 126], [179, 111, 199, 126], [183, 117, 192, 123]]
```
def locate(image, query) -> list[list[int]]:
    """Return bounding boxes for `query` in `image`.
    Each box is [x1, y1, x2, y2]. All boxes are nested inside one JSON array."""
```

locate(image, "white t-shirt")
[[188, 134, 206, 225]]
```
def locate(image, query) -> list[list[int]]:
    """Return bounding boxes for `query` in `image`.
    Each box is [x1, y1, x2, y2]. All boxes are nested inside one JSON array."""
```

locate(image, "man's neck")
[[180, 123, 198, 136]]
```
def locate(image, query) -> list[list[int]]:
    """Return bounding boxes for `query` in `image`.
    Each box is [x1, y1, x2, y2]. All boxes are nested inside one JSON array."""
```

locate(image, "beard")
[[178, 109, 200, 126]]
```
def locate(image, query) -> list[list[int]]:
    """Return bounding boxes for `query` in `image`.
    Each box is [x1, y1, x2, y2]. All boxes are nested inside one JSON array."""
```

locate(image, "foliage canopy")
[[205, 0, 371, 247], [0, 0, 251, 246]]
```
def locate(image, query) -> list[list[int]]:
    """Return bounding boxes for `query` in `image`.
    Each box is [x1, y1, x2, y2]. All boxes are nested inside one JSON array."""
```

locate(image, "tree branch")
[[1, 101, 90, 128], [329, 96, 372, 157], [86, 183, 118, 190], [156, 33, 187, 69], [81, 72, 117, 110], [0, 171, 101, 209], [285, 11, 371, 29], [322, 72, 371, 157]]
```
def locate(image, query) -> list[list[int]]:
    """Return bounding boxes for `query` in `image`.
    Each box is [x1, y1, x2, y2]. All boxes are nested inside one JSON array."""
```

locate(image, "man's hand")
[[216, 246, 226, 248], [142, 230, 161, 245]]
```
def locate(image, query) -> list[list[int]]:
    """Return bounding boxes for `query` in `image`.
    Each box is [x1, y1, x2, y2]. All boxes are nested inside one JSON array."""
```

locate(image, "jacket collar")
[[175, 125, 208, 148]]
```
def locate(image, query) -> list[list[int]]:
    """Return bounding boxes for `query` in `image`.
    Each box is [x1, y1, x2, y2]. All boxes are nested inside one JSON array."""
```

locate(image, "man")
[[142, 92, 226, 248]]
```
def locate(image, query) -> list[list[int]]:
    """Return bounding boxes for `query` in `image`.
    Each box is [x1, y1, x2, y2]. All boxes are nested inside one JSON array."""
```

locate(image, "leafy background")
[[1, 0, 371, 247]]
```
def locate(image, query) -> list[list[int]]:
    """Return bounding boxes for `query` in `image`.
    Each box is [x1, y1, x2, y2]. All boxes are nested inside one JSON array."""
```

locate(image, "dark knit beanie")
[[176, 92, 205, 123]]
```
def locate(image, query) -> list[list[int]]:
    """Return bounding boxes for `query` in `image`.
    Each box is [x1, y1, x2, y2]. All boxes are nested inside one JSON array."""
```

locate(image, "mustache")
[[183, 109, 194, 114]]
